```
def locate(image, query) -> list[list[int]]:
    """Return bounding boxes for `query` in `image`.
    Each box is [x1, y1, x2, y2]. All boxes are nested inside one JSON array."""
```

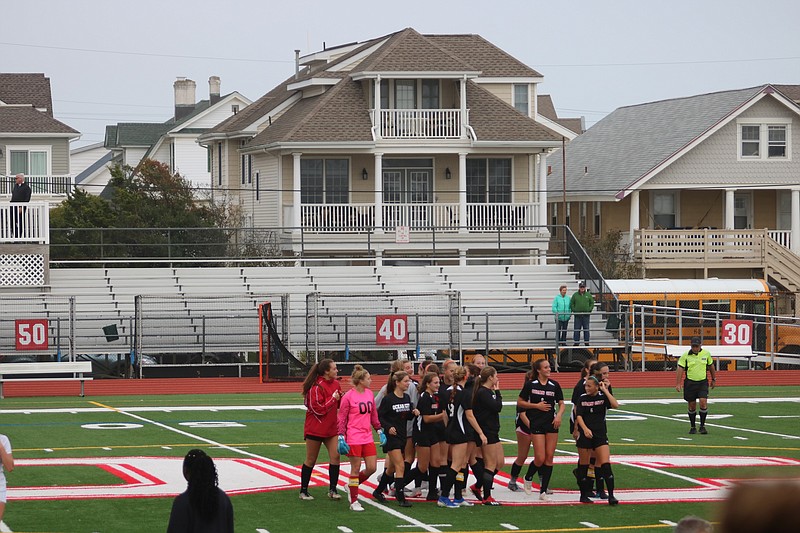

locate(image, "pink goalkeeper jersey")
[[337, 387, 380, 445]]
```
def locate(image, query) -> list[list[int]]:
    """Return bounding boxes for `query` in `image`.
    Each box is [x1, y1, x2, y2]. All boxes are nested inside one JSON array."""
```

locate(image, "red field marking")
[[2, 370, 799, 398]]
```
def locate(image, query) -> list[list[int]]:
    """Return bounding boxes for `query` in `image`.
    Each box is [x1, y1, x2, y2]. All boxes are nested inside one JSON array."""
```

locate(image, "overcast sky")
[[4, 0, 798, 150]]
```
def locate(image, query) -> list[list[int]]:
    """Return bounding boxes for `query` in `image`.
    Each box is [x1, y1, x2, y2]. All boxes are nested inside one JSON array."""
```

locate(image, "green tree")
[[579, 229, 642, 279], [50, 160, 229, 262]]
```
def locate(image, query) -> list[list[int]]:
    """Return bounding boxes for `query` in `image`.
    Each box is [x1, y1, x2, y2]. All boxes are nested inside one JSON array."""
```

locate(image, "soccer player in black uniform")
[[575, 375, 619, 505], [471, 366, 503, 505], [438, 366, 481, 508], [517, 358, 565, 501], [374, 370, 419, 507], [507, 368, 535, 492], [414, 371, 446, 501]]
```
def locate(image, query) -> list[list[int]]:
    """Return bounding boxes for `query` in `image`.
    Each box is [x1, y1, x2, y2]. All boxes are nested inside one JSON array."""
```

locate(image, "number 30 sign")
[[376, 315, 408, 345], [16, 319, 49, 350], [721, 319, 752, 346]]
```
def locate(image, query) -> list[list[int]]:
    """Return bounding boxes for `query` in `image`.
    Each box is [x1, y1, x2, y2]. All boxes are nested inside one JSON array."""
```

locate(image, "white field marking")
[[761, 415, 800, 419], [499, 437, 516, 443], [3, 398, 799, 415], [256, 530, 269, 533], [580, 522, 600, 528], [677, 437, 693, 441], [102, 447, 112, 451], [44, 448, 53, 452], [337, 527, 353, 533], [162, 446, 172, 449], [615, 408, 800, 440], [621, 438, 635, 442], [672, 414, 732, 420], [660, 520, 677, 526], [89, 401, 440, 533], [279, 444, 290, 448], [397, 526, 451, 529], [0, 520, 10, 532], [733, 436, 748, 440], [357, 496, 442, 532], [500, 524, 520, 530]]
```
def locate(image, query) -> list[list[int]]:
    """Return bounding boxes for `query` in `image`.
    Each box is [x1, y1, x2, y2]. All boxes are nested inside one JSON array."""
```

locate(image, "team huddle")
[[298, 355, 619, 510]]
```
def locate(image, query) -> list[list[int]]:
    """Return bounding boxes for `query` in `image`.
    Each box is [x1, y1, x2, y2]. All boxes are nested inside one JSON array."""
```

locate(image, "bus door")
[[736, 299, 767, 352]]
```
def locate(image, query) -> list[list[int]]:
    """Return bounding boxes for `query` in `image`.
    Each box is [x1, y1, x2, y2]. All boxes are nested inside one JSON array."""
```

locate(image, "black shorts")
[[530, 419, 558, 435], [483, 431, 500, 445], [576, 433, 609, 449], [414, 429, 440, 447], [382, 434, 406, 453], [684, 379, 710, 402], [304, 434, 330, 442], [445, 426, 470, 445], [515, 413, 531, 434], [434, 423, 447, 442]]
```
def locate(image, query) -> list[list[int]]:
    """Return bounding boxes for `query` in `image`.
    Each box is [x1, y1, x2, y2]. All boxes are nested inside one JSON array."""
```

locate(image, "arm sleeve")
[[307, 383, 336, 416], [493, 390, 503, 412], [378, 396, 391, 430], [677, 353, 688, 369], [555, 383, 564, 403], [371, 398, 381, 430], [552, 297, 558, 313]]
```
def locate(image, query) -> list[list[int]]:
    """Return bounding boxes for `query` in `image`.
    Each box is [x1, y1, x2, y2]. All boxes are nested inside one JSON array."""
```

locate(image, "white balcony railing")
[[769, 230, 791, 249], [375, 109, 465, 139], [298, 203, 538, 233], [1, 175, 74, 195], [0, 201, 50, 243]]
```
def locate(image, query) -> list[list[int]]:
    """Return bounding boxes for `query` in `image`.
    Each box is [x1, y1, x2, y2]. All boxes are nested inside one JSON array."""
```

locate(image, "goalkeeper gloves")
[[378, 429, 387, 447], [337, 435, 350, 455]]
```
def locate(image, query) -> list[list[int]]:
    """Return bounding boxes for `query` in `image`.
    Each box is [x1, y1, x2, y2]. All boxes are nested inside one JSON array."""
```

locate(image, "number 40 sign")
[[376, 315, 408, 345]]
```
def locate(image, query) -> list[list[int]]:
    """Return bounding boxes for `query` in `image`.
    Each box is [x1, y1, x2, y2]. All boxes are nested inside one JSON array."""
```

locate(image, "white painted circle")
[[81, 423, 143, 430], [178, 421, 245, 428]]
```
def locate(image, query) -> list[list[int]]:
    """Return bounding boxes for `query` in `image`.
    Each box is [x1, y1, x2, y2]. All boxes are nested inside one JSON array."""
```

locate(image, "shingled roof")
[[105, 122, 171, 148], [429, 34, 542, 78], [0, 73, 54, 115], [467, 82, 562, 142], [0, 105, 79, 135], [352, 28, 477, 74]]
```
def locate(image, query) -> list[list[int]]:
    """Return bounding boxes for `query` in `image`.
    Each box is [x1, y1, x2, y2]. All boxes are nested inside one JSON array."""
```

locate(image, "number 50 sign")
[[16, 319, 49, 350], [721, 319, 753, 346], [376, 315, 408, 345]]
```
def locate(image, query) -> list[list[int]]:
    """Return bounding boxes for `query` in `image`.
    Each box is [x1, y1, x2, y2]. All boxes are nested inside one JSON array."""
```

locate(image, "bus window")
[[701, 300, 730, 330]]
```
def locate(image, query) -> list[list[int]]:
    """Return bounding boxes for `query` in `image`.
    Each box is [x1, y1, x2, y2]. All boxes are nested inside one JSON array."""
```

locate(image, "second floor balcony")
[[1, 175, 74, 196], [373, 109, 469, 139]]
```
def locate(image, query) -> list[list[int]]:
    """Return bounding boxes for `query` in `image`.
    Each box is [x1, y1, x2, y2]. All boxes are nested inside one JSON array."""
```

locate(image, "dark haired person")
[[300, 359, 342, 500], [471, 366, 503, 505], [413, 371, 447, 501], [676, 337, 716, 435], [167, 449, 234, 533], [575, 376, 619, 505]]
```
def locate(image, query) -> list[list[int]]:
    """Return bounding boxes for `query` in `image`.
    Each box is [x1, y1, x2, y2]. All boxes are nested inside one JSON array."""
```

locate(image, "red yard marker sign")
[[721, 319, 752, 346], [15, 319, 49, 350], [376, 315, 408, 345]]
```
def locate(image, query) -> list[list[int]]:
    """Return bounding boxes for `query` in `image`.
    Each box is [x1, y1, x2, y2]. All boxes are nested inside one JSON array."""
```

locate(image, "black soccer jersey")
[[472, 387, 503, 435], [518, 378, 564, 425], [445, 385, 473, 437], [415, 390, 443, 433], [378, 392, 414, 441], [575, 392, 613, 437]]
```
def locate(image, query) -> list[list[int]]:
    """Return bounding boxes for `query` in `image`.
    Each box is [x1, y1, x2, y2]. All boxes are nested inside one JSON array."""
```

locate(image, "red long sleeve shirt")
[[303, 376, 342, 438]]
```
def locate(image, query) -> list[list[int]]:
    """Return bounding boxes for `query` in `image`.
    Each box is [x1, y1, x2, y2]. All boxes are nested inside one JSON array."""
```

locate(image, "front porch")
[[1, 175, 74, 196]]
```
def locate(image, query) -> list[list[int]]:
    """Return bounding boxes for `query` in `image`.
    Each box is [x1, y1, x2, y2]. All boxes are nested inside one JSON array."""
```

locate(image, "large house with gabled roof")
[[199, 28, 580, 264], [547, 84, 800, 293], [104, 76, 251, 192]]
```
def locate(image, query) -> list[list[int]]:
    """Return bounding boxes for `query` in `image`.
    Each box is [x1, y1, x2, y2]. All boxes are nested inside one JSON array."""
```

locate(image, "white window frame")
[[651, 190, 679, 229], [737, 119, 792, 161], [6, 145, 52, 175], [513, 84, 529, 116]]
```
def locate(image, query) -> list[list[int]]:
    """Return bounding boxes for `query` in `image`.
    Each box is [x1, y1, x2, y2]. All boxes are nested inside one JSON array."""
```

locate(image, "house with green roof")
[[546, 84, 800, 293], [104, 76, 251, 192], [199, 28, 580, 264]]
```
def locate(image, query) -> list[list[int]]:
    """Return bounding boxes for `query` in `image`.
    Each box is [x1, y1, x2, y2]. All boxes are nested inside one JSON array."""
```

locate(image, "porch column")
[[792, 188, 800, 252], [458, 152, 468, 233], [537, 152, 548, 228], [460, 76, 468, 139], [628, 190, 640, 252], [292, 152, 302, 233], [724, 189, 735, 230], [375, 76, 381, 138], [374, 152, 383, 234]]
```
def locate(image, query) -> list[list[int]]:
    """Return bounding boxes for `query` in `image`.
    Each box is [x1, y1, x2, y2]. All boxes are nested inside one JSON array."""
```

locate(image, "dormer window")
[[513, 84, 529, 115], [231, 104, 239, 114], [738, 120, 790, 160]]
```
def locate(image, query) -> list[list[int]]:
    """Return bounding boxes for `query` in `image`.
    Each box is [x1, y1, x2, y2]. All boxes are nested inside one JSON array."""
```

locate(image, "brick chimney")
[[209, 76, 221, 105], [174, 77, 196, 120]]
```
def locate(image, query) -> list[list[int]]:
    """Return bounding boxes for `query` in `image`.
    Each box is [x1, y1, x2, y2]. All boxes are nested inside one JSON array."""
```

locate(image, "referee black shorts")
[[684, 379, 709, 402]]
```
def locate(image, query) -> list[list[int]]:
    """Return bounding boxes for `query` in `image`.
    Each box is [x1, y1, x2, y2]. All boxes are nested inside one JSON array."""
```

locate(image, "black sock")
[[395, 476, 406, 502], [427, 466, 438, 492], [440, 468, 457, 498], [699, 409, 708, 427], [300, 463, 314, 493], [524, 461, 540, 481], [599, 463, 615, 497], [415, 468, 426, 488], [596, 476, 605, 493], [539, 464, 554, 493], [472, 458, 485, 489], [438, 468, 449, 496], [375, 471, 391, 494], [688, 409, 697, 427], [328, 464, 340, 491], [576, 464, 589, 495], [481, 469, 495, 500], [510, 461, 523, 481]]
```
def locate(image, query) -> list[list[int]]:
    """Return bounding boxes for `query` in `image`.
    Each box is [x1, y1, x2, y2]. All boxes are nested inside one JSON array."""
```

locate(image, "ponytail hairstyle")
[[449, 366, 467, 404], [302, 358, 335, 396], [472, 366, 497, 403], [351, 364, 369, 387], [389, 359, 406, 374], [581, 359, 598, 378], [182, 449, 220, 522], [532, 358, 548, 381], [426, 363, 440, 376], [420, 371, 439, 394], [387, 370, 409, 395], [590, 361, 609, 379]]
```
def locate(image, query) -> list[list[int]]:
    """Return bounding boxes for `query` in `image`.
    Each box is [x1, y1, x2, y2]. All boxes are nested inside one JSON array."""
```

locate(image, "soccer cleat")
[[453, 498, 474, 507], [539, 492, 550, 501], [523, 478, 533, 495], [608, 496, 619, 506], [372, 489, 386, 503], [425, 489, 441, 501], [327, 489, 341, 500], [409, 486, 423, 498], [689, 427, 697, 434], [699, 426, 708, 434], [469, 483, 483, 501], [507, 480, 520, 492], [437, 496, 458, 508], [349, 501, 364, 512], [546, 487, 554, 495], [580, 495, 593, 503], [594, 490, 609, 500], [299, 491, 314, 500], [398, 499, 412, 508], [482, 496, 501, 506]]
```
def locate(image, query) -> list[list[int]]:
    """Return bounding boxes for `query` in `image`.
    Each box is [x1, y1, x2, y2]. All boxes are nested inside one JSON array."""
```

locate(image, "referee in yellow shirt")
[[675, 337, 716, 434]]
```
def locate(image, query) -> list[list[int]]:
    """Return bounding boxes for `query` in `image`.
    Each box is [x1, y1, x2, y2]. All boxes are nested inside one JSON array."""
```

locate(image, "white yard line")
[[89, 401, 442, 533]]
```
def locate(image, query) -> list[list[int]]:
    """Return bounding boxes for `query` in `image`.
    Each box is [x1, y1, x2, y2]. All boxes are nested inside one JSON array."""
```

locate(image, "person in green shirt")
[[675, 337, 716, 435], [552, 285, 571, 345], [570, 282, 595, 345]]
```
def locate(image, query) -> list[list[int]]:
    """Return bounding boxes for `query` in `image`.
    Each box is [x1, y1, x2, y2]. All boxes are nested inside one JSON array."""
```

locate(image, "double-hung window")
[[301, 159, 349, 204], [513, 84, 529, 115], [738, 121, 790, 160]]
